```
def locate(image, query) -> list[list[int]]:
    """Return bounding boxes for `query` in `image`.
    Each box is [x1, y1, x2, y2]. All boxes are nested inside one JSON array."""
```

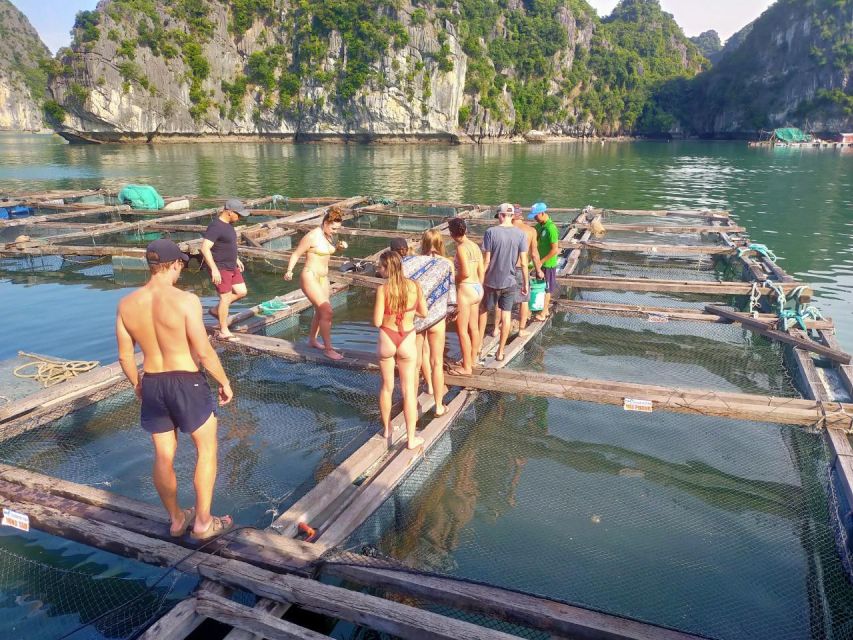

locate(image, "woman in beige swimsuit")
[[285, 207, 347, 360], [448, 218, 484, 375], [417, 229, 455, 416]]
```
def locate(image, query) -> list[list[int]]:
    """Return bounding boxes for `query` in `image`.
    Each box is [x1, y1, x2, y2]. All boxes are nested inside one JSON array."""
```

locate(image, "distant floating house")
[[748, 127, 853, 149]]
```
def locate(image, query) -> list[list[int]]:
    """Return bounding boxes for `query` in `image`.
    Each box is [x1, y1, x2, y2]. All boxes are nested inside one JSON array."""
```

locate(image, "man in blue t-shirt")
[[200, 198, 250, 340], [479, 203, 529, 362]]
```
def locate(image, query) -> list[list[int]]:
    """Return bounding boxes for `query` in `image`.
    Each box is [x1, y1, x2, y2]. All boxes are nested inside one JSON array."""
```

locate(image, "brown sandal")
[[169, 507, 195, 537], [190, 515, 234, 541]]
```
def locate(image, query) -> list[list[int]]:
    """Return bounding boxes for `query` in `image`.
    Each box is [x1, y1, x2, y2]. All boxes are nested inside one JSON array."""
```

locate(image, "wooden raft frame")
[[2, 196, 851, 639]]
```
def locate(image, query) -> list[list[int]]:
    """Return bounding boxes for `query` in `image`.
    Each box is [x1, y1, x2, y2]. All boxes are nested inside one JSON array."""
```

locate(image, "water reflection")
[[350, 393, 853, 640]]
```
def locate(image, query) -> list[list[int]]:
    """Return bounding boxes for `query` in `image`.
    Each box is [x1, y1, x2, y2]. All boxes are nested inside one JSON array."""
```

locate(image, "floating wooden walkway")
[[2, 191, 852, 639]]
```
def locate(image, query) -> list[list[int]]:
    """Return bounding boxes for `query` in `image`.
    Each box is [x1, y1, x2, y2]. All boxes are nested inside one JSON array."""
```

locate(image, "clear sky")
[[14, 0, 774, 54]]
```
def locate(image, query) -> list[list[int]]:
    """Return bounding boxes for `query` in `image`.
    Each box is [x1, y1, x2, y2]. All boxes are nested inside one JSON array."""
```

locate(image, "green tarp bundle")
[[774, 128, 810, 143], [118, 184, 164, 210]]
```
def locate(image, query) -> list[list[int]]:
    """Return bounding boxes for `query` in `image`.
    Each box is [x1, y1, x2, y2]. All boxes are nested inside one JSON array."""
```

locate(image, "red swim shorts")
[[214, 267, 245, 294]]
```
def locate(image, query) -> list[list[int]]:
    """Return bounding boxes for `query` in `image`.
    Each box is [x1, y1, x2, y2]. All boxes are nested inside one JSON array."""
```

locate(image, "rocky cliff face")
[[689, 30, 722, 64], [0, 0, 51, 131], [685, 0, 852, 135], [47, 0, 703, 142]]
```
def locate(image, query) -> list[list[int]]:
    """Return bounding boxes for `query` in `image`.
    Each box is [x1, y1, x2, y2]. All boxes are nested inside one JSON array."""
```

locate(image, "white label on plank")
[[647, 313, 669, 323], [624, 398, 653, 413], [2, 508, 29, 532]]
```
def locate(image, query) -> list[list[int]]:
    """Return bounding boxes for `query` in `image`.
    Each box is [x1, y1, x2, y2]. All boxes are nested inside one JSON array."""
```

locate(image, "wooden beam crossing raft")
[[4, 194, 853, 640]]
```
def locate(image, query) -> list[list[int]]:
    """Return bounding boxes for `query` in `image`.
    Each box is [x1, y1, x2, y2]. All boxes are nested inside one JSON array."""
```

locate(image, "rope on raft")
[[13, 351, 99, 387]]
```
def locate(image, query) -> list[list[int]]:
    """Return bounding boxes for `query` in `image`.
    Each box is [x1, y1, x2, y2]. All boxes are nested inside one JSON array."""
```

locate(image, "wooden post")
[[705, 306, 851, 364]]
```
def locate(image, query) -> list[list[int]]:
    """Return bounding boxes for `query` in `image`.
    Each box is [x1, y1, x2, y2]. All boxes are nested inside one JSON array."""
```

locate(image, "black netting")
[[517, 311, 798, 397], [0, 529, 194, 640], [0, 352, 383, 527], [328, 393, 853, 640], [584, 251, 723, 281]]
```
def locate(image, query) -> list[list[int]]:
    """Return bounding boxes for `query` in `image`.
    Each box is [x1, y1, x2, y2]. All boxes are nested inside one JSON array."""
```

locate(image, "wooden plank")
[[0, 492, 524, 640], [323, 564, 704, 640], [223, 598, 292, 640], [0, 479, 319, 571], [23, 197, 275, 247], [834, 451, 853, 509], [196, 591, 329, 640], [6, 188, 109, 202], [314, 390, 474, 548], [442, 368, 853, 430], [232, 334, 376, 370], [229, 284, 348, 334], [271, 391, 436, 538], [819, 332, 853, 398], [244, 196, 367, 244], [137, 598, 203, 640], [0, 463, 166, 522], [0, 244, 145, 258], [151, 223, 208, 233], [559, 275, 806, 295], [596, 208, 730, 220], [314, 301, 545, 548], [553, 299, 833, 329], [197, 552, 522, 640], [558, 212, 593, 277], [784, 339, 853, 509], [573, 223, 746, 234], [0, 205, 132, 228], [705, 306, 851, 364], [328, 271, 385, 289], [582, 240, 734, 256], [716, 219, 767, 282]]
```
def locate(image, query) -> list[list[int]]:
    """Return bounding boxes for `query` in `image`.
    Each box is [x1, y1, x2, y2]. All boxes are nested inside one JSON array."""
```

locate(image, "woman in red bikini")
[[374, 250, 427, 450]]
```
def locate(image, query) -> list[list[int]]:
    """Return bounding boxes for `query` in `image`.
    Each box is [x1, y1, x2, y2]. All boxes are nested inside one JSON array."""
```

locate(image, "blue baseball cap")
[[527, 202, 548, 219]]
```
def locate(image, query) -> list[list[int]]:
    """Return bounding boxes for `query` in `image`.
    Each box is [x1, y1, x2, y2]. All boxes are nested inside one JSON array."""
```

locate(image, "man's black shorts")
[[481, 284, 517, 312], [140, 371, 216, 434]]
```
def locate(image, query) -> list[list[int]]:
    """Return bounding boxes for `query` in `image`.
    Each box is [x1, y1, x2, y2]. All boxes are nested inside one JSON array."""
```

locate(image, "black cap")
[[224, 198, 250, 217], [146, 239, 189, 265], [389, 238, 409, 252]]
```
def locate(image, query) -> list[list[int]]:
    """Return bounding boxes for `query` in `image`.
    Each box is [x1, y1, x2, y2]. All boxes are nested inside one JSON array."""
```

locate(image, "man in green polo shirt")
[[528, 202, 559, 321]]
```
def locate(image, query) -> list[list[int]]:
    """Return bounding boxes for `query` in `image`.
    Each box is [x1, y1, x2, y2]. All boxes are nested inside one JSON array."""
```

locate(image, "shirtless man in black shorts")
[[116, 239, 234, 540]]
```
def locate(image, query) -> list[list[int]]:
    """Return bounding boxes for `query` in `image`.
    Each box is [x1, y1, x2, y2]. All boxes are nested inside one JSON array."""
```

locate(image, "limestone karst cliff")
[[681, 0, 852, 136], [0, 0, 52, 131], [46, 0, 703, 142]]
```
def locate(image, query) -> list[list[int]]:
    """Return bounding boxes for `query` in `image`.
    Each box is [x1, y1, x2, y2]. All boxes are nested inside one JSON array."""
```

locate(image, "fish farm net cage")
[[323, 392, 853, 640], [0, 530, 195, 640], [0, 352, 384, 527], [3, 202, 853, 639], [528, 311, 799, 397]]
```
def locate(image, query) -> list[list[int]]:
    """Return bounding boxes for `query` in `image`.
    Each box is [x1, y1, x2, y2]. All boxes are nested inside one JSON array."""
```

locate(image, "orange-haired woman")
[[374, 250, 427, 449]]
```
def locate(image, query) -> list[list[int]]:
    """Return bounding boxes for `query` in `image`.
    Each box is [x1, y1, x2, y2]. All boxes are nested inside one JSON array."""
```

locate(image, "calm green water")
[[1, 133, 852, 639], [1, 132, 851, 360]]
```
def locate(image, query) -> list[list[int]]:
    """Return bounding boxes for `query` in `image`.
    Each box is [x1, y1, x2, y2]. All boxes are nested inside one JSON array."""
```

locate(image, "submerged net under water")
[[331, 393, 853, 640], [0, 528, 195, 640], [522, 311, 799, 397], [0, 351, 384, 526], [3, 211, 853, 639]]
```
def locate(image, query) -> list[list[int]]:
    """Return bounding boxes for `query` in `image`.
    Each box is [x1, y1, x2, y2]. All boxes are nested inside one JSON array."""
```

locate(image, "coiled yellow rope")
[[13, 351, 99, 387]]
